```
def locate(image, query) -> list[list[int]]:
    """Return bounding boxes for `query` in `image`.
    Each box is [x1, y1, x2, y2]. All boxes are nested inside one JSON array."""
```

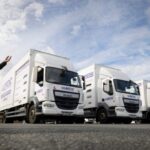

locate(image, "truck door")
[[35, 67, 45, 101], [102, 79, 114, 106]]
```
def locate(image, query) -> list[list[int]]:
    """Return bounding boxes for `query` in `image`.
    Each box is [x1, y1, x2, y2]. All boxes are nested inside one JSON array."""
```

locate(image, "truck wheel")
[[97, 108, 109, 124], [26, 105, 37, 124]]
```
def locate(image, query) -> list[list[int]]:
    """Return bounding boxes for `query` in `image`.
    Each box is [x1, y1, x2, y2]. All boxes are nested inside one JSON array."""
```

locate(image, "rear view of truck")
[[0, 50, 84, 123]]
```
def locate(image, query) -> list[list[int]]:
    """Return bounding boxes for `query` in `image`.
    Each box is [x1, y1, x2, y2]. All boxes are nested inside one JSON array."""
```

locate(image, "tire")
[[26, 105, 38, 124], [97, 108, 109, 124]]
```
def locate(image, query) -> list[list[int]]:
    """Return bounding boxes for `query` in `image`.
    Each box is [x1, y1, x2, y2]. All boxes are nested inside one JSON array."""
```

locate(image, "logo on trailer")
[[84, 72, 94, 79], [104, 97, 113, 101]]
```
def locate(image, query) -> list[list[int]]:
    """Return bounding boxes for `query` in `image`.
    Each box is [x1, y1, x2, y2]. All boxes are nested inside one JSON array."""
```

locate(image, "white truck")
[[136, 80, 150, 123], [0, 50, 84, 123], [79, 64, 142, 124]]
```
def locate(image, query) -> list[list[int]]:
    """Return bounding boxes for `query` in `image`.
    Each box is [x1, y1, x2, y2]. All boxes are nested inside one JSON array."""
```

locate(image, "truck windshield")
[[114, 79, 139, 95], [46, 67, 81, 87]]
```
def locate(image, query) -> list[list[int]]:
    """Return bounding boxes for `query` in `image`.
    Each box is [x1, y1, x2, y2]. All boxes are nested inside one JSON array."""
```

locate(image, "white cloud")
[[71, 25, 81, 36], [113, 58, 150, 80], [43, 46, 55, 54], [75, 25, 150, 80], [31, 0, 149, 81], [75, 48, 121, 69], [48, 0, 64, 4], [25, 2, 44, 19], [0, 14, 26, 46], [110, 26, 150, 48], [145, 6, 150, 19], [76, 50, 150, 80], [0, 0, 44, 47], [85, 0, 122, 26], [45, 0, 123, 37], [5, 0, 31, 7], [0, 0, 149, 82]]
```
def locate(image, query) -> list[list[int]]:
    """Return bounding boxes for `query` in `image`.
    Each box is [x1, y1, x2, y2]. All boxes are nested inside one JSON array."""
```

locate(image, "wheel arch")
[[27, 97, 39, 108]]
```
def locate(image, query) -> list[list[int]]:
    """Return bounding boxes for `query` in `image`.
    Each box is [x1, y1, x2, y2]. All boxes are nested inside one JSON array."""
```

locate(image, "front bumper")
[[37, 101, 84, 117], [106, 106, 142, 119], [115, 107, 142, 118]]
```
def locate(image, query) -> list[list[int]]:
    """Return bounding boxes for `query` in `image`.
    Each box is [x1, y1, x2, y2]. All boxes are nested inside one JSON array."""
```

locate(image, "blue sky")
[[0, 0, 150, 80]]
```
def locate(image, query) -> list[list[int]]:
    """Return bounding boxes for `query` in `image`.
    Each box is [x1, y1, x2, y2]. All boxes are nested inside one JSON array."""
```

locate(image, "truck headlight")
[[78, 105, 84, 109]]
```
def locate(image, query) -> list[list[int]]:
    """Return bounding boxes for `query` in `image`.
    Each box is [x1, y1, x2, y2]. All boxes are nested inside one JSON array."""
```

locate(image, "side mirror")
[[103, 82, 110, 93], [103, 80, 113, 95], [82, 76, 86, 90], [38, 81, 43, 87], [80, 75, 86, 90]]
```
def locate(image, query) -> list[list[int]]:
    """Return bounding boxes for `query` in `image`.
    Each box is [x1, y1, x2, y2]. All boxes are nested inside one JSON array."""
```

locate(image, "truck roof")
[[136, 80, 150, 83], [30, 49, 69, 60], [80, 64, 120, 71], [79, 64, 130, 80], [95, 64, 120, 71], [78, 64, 121, 73]]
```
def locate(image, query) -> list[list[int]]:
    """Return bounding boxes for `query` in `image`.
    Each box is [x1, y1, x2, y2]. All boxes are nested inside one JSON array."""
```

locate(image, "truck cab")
[[102, 78, 141, 120], [79, 64, 142, 124], [33, 65, 84, 123], [27, 51, 84, 123]]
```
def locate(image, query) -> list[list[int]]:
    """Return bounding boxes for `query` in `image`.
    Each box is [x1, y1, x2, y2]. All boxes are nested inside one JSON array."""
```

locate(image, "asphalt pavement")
[[0, 124, 150, 150]]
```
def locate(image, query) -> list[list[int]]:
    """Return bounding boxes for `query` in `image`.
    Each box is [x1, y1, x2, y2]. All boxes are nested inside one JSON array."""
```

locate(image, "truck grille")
[[123, 98, 139, 113], [54, 90, 80, 110]]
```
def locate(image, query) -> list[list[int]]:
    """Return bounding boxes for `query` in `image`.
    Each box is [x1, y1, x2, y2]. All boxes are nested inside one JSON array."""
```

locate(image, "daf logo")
[[61, 86, 74, 92], [127, 95, 136, 99]]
